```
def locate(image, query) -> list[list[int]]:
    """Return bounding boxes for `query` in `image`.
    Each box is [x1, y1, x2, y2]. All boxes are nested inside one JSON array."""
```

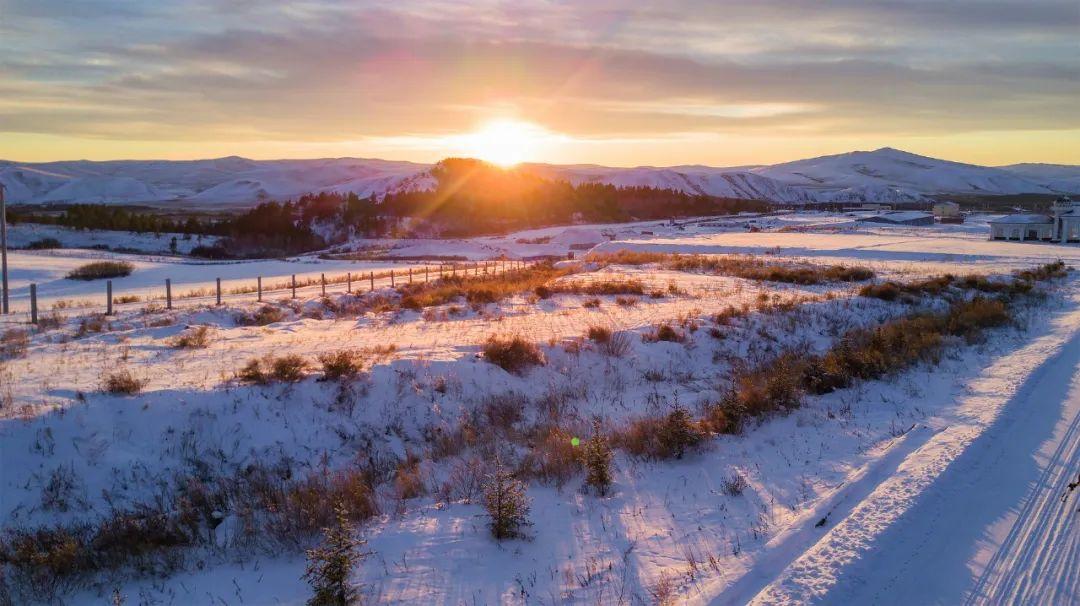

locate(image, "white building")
[[989, 196, 1080, 243]]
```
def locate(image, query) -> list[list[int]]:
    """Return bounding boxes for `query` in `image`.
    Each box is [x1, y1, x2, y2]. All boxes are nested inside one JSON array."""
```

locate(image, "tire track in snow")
[[726, 280, 1080, 605]]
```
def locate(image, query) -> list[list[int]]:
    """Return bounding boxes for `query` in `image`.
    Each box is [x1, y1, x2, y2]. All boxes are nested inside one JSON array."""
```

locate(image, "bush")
[[318, 350, 365, 381], [0, 328, 30, 359], [271, 354, 308, 382], [102, 369, 145, 395], [66, 261, 134, 281], [617, 406, 705, 460], [483, 461, 532, 540], [236, 305, 286, 326], [26, 237, 62, 250], [722, 473, 749, 497], [644, 324, 684, 343], [614, 296, 637, 307], [534, 285, 552, 299], [586, 325, 612, 343], [303, 504, 365, 606], [237, 354, 309, 384], [481, 336, 545, 375], [393, 453, 426, 500], [170, 326, 211, 349], [582, 297, 601, 309], [583, 430, 613, 496]]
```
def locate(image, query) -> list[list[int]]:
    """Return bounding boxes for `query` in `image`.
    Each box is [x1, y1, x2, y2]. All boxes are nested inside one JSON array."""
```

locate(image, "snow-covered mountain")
[[520, 163, 815, 204], [997, 163, 1080, 194], [754, 147, 1067, 197], [1, 148, 1076, 207]]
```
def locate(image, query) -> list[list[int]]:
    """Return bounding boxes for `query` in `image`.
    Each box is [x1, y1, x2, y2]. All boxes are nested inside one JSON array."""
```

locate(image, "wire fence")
[[2, 259, 536, 326]]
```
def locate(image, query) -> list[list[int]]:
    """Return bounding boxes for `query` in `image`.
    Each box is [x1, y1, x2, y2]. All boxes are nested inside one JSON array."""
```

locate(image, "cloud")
[[1, 0, 1078, 158]]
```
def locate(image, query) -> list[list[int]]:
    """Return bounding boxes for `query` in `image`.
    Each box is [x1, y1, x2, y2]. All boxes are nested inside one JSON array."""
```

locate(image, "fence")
[[8, 259, 535, 325]]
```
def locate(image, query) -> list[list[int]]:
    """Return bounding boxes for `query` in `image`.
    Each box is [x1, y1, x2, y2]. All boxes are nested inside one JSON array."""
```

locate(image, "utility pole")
[[1, 182, 8, 315]]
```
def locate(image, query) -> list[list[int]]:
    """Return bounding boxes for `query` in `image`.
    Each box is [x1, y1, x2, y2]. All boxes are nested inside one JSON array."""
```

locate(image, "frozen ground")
[[1, 213, 1078, 605]]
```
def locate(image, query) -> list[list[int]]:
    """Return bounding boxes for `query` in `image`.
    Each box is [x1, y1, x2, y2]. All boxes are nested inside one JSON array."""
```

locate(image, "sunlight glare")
[[460, 119, 549, 167]]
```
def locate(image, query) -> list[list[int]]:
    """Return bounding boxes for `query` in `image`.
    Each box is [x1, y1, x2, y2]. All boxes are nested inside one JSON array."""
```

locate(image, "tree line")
[[10, 159, 770, 258]]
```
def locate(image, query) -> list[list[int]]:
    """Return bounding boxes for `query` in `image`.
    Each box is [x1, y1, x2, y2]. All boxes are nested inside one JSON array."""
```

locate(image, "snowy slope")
[[2, 148, 1075, 207], [999, 163, 1080, 194], [521, 163, 816, 203], [755, 147, 1062, 196]]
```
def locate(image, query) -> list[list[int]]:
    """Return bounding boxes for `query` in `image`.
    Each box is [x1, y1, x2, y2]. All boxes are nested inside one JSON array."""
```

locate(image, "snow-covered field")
[[1, 214, 1078, 605]]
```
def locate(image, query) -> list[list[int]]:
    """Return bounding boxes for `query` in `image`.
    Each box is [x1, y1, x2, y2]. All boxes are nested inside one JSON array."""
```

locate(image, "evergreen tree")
[[304, 504, 366, 606], [583, 425, 613, 496], [483, 459, 532, 540]]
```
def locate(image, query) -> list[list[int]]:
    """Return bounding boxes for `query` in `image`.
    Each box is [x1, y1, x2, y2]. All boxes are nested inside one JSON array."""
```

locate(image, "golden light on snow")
[[458, 119, 554, 167]]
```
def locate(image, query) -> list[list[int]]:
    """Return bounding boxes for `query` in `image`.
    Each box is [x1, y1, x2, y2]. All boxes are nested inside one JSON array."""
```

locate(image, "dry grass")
[[588, 251, 875, 284], [0, 328, 30, 359], [481, 336, 545, 375], [169, 325, 211, 349], [237, 354, 309, 384], [317, 349, 365, 380], [65, 261, 134, 281], [102, 369, 145, 395], [615, 406, 706, 460], [235, 305, 286, 326]]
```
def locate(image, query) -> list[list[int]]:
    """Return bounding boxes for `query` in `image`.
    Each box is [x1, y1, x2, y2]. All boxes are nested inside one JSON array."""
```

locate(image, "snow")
[[754, 147, 1073, 197], [1, 213, 1078, 604], [4, 148, 1076, 208]]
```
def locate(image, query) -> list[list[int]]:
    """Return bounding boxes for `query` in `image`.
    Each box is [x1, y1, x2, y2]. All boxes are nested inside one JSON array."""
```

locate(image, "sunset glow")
[[458, 120, 550, 167]]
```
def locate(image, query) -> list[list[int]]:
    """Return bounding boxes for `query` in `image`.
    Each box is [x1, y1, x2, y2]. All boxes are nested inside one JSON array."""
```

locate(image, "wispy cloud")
[[2, 0, 1078, 163]]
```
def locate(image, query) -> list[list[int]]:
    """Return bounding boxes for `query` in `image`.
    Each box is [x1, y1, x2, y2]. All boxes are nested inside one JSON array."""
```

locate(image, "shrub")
[[0, 328, 30, 359], [236, 305, 286, 326], [586, 325, 612, 343], [76, 314, 108, 337], [303, 503, 365, 606], [26, 237, 62, 250], [393, 453, 426, 500], [170, 326, 211, 349], [582, 297, 601, 309], [102, 369, 145, 395], [645, 324, 684, 343], [318, 349, 365, 381], [561, 280, 646, 296], [481, 336, 545, 375], [237, 354, 307, 384], [614, 296, 637, 307], [271, 354, 308, 382], [583, 430, 613, 496], [483, 461, 532, 540], [534, 285, 552, 299], [617, 406, 705, 460], [722, 473, 749, 497], [113, 295, 140, 304], [720, 353, 805, 418], [65, 261, 134, 281]]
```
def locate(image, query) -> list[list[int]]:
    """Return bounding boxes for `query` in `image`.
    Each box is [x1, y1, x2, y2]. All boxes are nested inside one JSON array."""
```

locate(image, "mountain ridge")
[[2, 148, 1077, 207]]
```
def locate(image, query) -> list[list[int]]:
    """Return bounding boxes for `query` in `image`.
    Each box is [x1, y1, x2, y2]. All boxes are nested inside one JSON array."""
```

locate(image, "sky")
[[2, 0, 1079, 167]]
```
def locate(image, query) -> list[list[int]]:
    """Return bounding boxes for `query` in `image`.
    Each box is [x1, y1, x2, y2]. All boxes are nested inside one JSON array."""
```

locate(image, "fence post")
[[30, 283, 38, 325], [425, 266, 429, 282], [369, 271, 374, 291], [107, 280, 113, 315], [452, 264, 456, 277], [257, 276, 262, 302], [321, 273, 326, 296], [216, 278, 222, 305], [408, 267, 412, 284], [347, 272, 352, 293], [166, 279, 172, 310], [291, 274, 296, 299], [391, 270, 395, 288]]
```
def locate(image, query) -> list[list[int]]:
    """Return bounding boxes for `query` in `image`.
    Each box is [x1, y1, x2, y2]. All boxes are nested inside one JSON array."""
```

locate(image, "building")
[[932, 200, 963, 223], [989, 197, 1080, 243], [861, 211, 935, 226]]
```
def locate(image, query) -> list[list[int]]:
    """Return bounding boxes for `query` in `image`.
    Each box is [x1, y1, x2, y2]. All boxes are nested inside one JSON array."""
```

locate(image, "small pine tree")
[[583, 427, 613, 496], [304, 504, 365, 606], [660, 405, 702, 459], [483, 460, 532, 540]]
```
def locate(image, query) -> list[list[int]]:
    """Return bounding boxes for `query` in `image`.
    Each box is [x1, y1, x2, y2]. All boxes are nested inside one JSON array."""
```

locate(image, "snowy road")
[[732, 285, 1080, 605]]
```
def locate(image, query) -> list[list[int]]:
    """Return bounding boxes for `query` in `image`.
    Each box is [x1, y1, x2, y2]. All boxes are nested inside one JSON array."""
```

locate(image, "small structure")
[[932, 200, 963, 223], [861, 211, 935, 226], [989, 197, 1080, 243]]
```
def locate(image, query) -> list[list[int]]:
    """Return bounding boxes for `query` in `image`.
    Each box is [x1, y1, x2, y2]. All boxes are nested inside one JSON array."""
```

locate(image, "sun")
[[461, 119, 547, 167]]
